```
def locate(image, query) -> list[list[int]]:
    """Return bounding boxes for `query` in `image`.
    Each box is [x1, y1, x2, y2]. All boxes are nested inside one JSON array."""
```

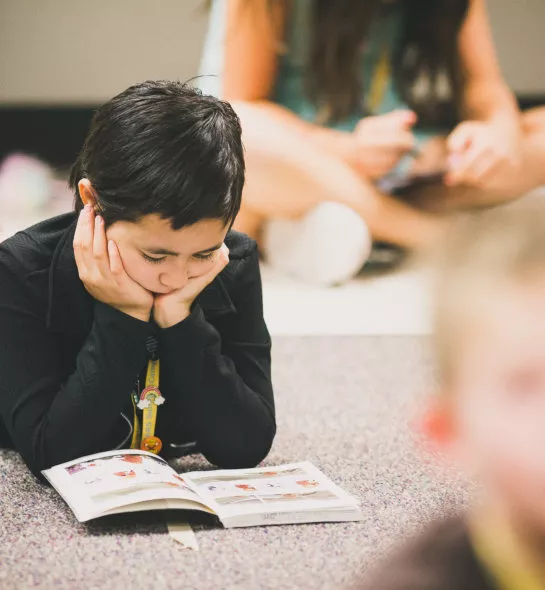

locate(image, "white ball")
[[263, 202, 372, 286]]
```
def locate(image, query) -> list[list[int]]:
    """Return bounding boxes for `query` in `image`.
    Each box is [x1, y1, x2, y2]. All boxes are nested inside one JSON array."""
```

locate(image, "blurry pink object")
[[0, 154, 71, 216]]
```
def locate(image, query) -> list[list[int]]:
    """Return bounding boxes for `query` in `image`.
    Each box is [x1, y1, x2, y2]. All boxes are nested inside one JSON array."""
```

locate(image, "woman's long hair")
[[237, 0, 470, 126]]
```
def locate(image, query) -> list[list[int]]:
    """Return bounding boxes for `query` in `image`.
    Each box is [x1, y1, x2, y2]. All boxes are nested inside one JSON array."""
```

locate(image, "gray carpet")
[[0, 337, 471, 590]]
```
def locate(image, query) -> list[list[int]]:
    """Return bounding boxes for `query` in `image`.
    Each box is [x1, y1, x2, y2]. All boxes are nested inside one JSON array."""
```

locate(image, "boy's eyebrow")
[[144, 243, 223, 256]]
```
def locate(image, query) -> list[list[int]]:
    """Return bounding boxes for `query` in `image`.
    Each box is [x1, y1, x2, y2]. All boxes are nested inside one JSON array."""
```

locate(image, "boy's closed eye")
[[140, 244, 222, 264], [141, 252, 216, 264]]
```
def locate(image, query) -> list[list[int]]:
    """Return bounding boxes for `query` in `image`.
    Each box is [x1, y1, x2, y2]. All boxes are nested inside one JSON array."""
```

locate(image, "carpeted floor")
[[0, 337, 471, 590]]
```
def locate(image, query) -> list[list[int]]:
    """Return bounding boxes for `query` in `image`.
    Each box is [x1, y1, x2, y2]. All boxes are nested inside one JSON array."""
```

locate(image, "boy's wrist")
[[153, 301, 192, 329], [114, 304, 152, 323]]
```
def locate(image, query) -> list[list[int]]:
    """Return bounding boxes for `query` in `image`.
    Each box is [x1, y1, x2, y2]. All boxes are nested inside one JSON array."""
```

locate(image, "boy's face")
[[449, 281, 545, 529], [106, 215, 228, 295]]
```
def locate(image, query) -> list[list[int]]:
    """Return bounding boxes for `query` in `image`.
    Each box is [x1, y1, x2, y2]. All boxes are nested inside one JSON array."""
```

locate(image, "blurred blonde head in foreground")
[[362, 207, 545, 590], [426, 205, 545, 560]]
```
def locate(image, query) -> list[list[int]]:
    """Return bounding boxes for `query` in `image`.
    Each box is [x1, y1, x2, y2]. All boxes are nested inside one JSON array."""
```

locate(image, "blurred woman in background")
[[201, 0, 544, 285]]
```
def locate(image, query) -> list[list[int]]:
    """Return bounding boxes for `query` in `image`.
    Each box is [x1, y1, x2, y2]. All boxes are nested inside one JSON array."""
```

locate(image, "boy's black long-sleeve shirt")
[[0, 214, 275, 477]]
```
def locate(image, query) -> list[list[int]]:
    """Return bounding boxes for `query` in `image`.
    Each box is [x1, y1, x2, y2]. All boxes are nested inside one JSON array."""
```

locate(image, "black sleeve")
[[157, 243, 275, 468], [0, 264, 153, 477]]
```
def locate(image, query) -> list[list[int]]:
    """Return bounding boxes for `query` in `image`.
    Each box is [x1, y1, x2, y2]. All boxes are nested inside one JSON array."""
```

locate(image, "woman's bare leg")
[[521, 106, 545, 188], [232, 101, 442, 249]]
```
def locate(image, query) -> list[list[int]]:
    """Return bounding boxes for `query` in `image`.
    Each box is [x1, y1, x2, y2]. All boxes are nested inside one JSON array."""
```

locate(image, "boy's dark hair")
[[70, 80, 245, 229]]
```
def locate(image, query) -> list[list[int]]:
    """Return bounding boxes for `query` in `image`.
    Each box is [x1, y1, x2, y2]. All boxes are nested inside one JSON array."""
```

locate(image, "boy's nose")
[[159, 272, 188, 292]]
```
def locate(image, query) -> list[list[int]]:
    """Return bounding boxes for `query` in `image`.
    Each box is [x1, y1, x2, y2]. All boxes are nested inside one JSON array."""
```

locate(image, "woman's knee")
[[262, 202, 372, 286]]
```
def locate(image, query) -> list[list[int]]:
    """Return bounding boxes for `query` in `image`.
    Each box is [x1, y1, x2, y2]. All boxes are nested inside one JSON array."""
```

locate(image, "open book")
[[42, 450, 363, 527]]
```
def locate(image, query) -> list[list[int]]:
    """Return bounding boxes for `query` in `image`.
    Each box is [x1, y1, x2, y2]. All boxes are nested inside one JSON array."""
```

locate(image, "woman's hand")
[[73, 205, 154, 322], [351, 110, 417, 179], [153, 245, 230, 329], [445, 120, 521, 189]]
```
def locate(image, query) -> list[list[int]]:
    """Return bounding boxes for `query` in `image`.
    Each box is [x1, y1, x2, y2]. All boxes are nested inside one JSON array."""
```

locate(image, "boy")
[[362, 206, 545, 589], [0, 81, 275, 477]]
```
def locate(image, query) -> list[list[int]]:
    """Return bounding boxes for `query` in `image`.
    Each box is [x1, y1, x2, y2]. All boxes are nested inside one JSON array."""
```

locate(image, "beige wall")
[[1, 0, 544, 105], [0, 0, 208, 104], [488, 0, 545, 95]]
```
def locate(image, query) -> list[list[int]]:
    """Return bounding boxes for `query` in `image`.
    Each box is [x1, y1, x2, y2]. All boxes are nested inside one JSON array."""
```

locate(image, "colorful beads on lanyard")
[[131, 358, 165, 454]]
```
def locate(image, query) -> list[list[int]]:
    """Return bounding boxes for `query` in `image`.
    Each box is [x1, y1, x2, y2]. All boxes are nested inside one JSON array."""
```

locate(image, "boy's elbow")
[[24, 453, 51, 481], [25, 434, 69, 480], [204, 421, 277, 470]]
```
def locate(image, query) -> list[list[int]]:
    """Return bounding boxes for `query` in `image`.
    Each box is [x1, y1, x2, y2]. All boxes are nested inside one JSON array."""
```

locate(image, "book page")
[[43, 450, 212, 521], [183, 462, 359, 523]]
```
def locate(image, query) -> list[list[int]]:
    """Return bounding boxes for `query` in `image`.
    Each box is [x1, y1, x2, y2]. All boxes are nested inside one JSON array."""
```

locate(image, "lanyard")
[[367, 44, 391, 115], [130, 358, 165, 454], [472, 521, 544, 590]]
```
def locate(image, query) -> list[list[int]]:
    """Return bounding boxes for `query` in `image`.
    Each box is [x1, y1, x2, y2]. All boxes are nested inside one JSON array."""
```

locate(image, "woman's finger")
[[446, 140, 486, 185], [393, 130, 416, 152], [447, 123, 473, 155], [381, 110, 417, 130], [449, 147, 495, 187], [471, 154, 499, 185], [459, 141, 494, 182], [365, 153, 397, 171], [375, 130, 414, 153]]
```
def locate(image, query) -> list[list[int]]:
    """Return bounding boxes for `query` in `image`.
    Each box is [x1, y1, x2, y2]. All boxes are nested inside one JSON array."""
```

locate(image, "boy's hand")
[[73, 205, 154, 322], [153, 245, 230, 329], [352, 110, 417, 179], [445, 121, 520, 189]]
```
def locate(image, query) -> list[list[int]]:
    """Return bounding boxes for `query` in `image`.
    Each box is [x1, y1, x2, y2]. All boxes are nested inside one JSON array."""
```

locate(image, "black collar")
[[45, 220, 236, 334]]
